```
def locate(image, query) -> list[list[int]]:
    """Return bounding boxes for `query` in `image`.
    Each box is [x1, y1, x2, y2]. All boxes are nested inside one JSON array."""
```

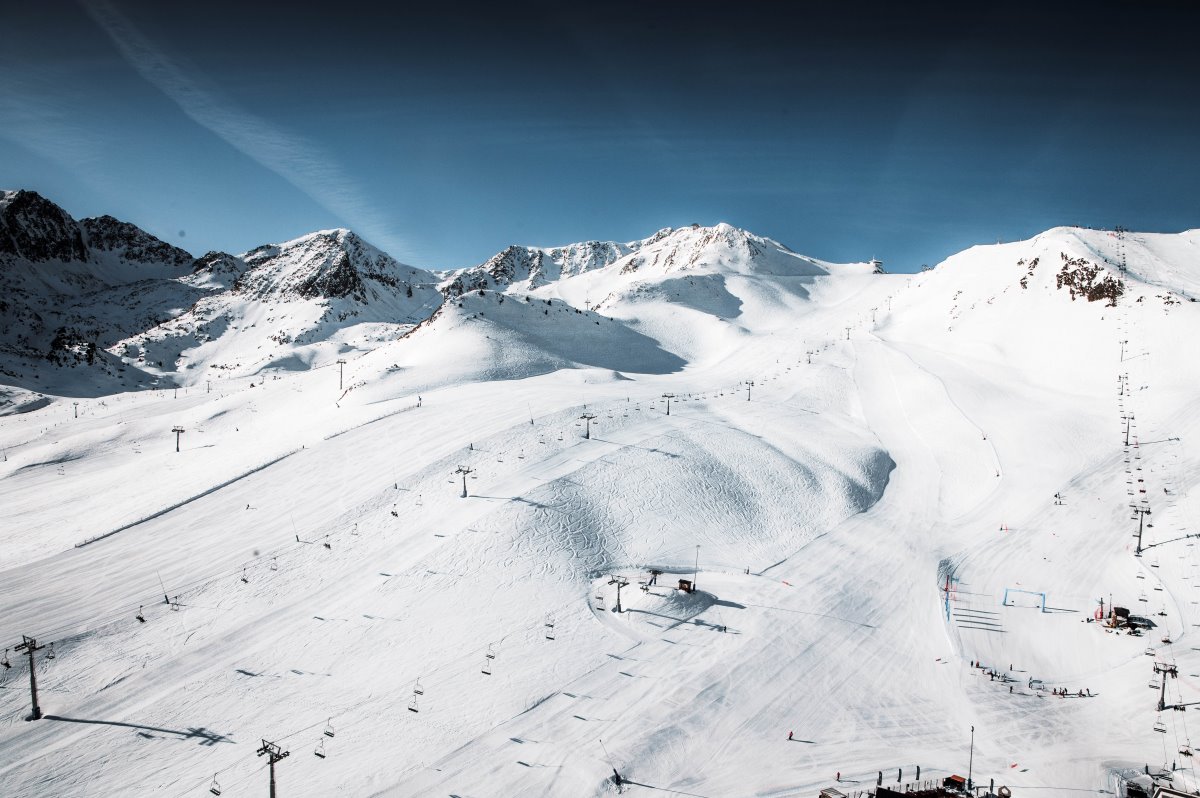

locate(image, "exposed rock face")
[[0, 189, 89, 263], [80, 215, 193, 269]]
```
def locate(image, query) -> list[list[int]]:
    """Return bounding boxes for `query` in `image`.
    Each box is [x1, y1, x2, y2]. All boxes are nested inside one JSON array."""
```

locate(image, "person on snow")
[[788, 731, 793, 741]]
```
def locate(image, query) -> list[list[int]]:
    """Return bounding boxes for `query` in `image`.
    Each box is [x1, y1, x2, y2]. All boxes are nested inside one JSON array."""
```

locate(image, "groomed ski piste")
[[2, 222, 1199, 797]]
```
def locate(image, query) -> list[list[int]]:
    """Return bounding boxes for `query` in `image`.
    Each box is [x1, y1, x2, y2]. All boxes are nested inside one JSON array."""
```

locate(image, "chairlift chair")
[[1155, 717, 1168, 733], [209, 774, 222, 796], [413, 677, 424, 696], [545, 615, 556, 640], [136, 606, 146, 623], [408, 695, 419, 713], [241, 568, 249, 584], [324, 718, 335, 738], [482, 644, 496, 675], [270, 557, 278, 571], [314, 738, 327, 758]]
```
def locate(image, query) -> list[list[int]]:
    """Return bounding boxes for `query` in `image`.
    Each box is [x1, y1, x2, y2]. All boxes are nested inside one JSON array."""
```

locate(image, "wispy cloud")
[[0, 72, 107, 170], [83, 0, 410, 260]]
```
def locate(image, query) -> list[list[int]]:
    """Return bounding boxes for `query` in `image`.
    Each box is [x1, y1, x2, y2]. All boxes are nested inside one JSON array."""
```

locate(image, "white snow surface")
[[1, 222, 1199, 797]]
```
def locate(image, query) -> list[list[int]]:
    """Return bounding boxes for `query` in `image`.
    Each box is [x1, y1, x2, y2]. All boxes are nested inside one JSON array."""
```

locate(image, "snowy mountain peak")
[[80, 215, 193, 270], [237, 228, 429, 302], [0, 189, 89, 263], [443, 223, 814, 297]]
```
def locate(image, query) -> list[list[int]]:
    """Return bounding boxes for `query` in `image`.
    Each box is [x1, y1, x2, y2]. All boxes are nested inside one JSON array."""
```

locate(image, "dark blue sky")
[[2, 1, 1197, 271]]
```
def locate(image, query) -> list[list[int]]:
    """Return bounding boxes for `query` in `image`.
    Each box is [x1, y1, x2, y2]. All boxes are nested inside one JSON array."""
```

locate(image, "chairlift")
[[408, 694, 419, 713], [545, 614, 556, 640], [171, 596, 182, 611], [1154, 717, 1168, 733], [209, 774, 222, 796], [1150, 679, 1161, 689], [314, 738, 327, 759], [413, 677, 424, 696], [136, 606, 146, 623], [240, 568, 249, 584], [46, 642, 55, 660], [323, 536, 332, 550], [270, 557, 278, 571], [351, 523, 360, 536], [482, 644, 496, 676], [324, 718, 336, 738]]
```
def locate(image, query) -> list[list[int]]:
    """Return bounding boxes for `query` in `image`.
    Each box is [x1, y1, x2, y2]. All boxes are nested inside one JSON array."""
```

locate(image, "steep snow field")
[[1, 222, 1199, 798]]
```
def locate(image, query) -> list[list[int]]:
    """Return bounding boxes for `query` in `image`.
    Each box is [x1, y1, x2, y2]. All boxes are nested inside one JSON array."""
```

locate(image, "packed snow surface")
[[2, 220, 1200, 797]]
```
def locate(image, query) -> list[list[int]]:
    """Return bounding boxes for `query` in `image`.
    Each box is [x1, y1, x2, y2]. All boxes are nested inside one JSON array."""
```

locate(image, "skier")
[[836, 771, 841, 781], [788, 731, 793, 741]]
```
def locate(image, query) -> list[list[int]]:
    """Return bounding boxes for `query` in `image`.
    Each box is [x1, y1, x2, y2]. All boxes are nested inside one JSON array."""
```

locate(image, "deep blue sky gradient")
[[2, 0, 1197, 271]]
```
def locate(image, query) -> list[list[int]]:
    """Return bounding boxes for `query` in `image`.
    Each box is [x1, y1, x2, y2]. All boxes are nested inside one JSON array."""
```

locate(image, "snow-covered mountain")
[[0, 192, 445, 398], [442, 223, 828, 297], [1, 193, 871, 401], [0, 190, 202, 395], [6, 191, 1200, 797], [117, 228, 443, 383]]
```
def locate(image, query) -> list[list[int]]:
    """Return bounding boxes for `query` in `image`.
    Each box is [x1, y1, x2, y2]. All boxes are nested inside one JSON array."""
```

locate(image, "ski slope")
[[1, 225, 1199, 797]]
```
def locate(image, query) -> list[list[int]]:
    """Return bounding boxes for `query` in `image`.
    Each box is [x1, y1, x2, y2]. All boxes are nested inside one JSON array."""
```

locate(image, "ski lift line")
[[7, 491, 401, 644], [168, 704, 361, 798]]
